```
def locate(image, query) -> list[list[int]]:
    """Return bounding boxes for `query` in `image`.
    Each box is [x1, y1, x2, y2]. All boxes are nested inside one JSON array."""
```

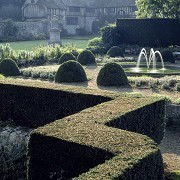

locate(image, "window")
[[31, 0, 35, 3], [66, 17, 78, 25], [106, 7, 115, 13], [130, 6, 137, 12], [86, 8, 95, 13], [69, 6, 80, 12]]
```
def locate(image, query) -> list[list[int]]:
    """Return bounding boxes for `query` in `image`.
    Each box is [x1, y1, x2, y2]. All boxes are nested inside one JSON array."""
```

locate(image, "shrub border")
[[0, 79, 165, 179]]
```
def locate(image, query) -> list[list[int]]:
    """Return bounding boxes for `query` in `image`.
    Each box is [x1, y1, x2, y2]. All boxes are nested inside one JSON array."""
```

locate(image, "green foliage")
[[107, 46, 124, 57], [2, 19, 18, 41], [136, 0, 180, 19], [0, 74, 4, 79], [26, 89, 165, 179], [55, 60, 87, 83], [0, 79, 165, 179], [159, 50, 175, 63], [58, 53, 76, 64], [173, 98, 180, 105], [54, 47, 61, 61], [0, 5, 22, 21], [0, 78, 111, 127], [76, 28, 89, 36], [87, 37, 110, 55], [176, 83, 180, 92], [0, 44, 14, 60], [31, 72, 40, 79], [77, 50, 96, 65], [168, 78, 177, 87], [116, 19, 180, 47], [101, 24, 123, 47], [33, 49, 47, 65], [0, 58, 20, 76], [161, 82, 170, 90], [97, 62, 128, 86], [87, 37, 103, 47]]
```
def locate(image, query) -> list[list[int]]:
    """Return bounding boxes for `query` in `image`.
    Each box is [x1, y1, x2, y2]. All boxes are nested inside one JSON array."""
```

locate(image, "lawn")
[[1, 36, 94, 51]]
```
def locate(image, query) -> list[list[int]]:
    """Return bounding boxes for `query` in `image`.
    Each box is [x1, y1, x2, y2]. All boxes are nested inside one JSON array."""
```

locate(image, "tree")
[[136, 0, 180, 19], [0, 5, 22, 21], [0, 0, 26, 21], [3, 19, 18, 40]]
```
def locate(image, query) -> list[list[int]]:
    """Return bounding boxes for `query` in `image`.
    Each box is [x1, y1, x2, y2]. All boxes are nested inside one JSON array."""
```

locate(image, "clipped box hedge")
[[0, 79, 113, 127], [28, 109, 164, 180], [116, 18, 180, 47], [0, 79, 166, 179]]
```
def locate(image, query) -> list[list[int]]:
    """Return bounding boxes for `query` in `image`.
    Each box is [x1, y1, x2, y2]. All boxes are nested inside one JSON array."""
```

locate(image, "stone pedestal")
[[48, 15, 62, 45], [49, 28, 62, 45]]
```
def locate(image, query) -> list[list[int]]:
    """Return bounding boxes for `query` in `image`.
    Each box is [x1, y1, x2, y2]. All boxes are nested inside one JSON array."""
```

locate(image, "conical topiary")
[[107, 46, 124, 57], [55, 60, 87, 83], [0, 58, 20, 76], [97, 62, 128, 86], [58, 53, 76, 64], [77, 50, 96, 65]]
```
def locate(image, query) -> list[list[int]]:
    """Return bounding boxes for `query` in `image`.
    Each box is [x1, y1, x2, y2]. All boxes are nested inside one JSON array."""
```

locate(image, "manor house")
[[22, 0, 136, 34]]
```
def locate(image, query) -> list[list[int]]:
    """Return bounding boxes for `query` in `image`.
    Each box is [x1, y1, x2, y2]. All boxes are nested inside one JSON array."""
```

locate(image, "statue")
[[49, 15, 62, 45]]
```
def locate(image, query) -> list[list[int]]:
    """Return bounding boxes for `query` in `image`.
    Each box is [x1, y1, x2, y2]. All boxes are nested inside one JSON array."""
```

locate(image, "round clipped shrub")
[[55, 60, 87, 83], [58, 53, 76, 64], [97, 62, 128, 86], [107, 46, 124, 58], [77, 50, 96, 65], [175, 83, 180, 92], [161, 83, 170, 90], [158, 50, 175, 63], [0, 58, 20, 76]]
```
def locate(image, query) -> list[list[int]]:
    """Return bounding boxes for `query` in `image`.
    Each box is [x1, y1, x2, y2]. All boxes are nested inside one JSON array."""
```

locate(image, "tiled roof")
[[24, 0, 136, 8], [64, 0, 96, 7], [36, 0, 66, 9], [98, 0, 136, 7]]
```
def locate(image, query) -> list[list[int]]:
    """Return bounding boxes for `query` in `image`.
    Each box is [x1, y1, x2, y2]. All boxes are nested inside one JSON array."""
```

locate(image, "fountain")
[[124, 48, 180, 76], [133, 48, 165, 73]]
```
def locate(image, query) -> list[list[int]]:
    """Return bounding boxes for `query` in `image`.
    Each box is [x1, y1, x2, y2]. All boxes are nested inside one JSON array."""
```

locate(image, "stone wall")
[[17, 21, 49, 35], [0, 23, 4, 38], [0, 16, 95, 40], [0, 123, 31, 180], [0, 20, 50, 41]]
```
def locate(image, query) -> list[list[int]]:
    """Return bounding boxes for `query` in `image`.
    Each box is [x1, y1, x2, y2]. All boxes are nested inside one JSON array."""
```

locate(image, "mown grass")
[[1, 36, 93, 51]]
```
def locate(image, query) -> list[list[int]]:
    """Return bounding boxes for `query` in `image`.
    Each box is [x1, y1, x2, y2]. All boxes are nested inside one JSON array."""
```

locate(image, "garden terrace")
[[0, 79, 165, 179]]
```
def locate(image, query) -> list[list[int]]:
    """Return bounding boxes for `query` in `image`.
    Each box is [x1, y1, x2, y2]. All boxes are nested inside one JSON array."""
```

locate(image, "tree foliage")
[[136, 0, 180, 19], [0, 0, 26, 21], [0, 0, 25, 7]]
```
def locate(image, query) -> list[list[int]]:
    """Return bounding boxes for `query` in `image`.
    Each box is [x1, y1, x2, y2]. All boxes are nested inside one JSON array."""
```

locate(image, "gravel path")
[[160, 126, 180, 173], [160, 126, 180, 155]]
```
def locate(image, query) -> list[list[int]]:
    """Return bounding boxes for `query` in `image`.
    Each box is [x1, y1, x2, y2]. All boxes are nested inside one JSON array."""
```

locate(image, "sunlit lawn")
[[1, 36, 95, 51]]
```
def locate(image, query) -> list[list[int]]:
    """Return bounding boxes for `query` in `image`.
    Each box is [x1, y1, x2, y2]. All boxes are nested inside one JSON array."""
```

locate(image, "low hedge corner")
[[0, 79, 166, 180]]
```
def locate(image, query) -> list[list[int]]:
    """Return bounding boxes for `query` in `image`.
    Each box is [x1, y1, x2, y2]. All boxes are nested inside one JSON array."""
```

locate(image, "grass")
[[1, 36, 93, 51]]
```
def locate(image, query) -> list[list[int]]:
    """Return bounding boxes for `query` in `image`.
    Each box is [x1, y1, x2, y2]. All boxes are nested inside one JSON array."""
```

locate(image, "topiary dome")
[[97, 62, 128, 86], [158, 50, 175, 63], [0, 58, 20, 76], [55, 60, 87, 83], [58, 53, 76, 64], [77, 50, 96, 65], [107, 46, 124, 58]]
